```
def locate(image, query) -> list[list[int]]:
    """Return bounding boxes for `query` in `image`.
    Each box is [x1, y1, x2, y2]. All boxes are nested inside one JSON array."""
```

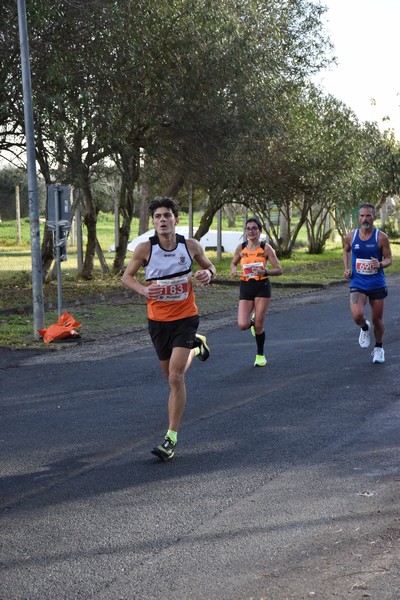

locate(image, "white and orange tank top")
[[144, 234, 198, 321], [240, 242, 267, 281]]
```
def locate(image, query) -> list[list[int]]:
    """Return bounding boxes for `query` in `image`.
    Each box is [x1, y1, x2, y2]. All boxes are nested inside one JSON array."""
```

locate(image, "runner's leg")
[[370, 298, 385, 344], [253, 296, 270, 334], [237, 298, 254, 330], [162, 346, 192, 432], [350, 290, 368, 327]]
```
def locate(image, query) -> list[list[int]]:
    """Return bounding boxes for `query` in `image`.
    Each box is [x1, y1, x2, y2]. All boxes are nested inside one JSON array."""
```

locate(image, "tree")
[[1, 0, 335, 271], [144, 0, 333, 244]]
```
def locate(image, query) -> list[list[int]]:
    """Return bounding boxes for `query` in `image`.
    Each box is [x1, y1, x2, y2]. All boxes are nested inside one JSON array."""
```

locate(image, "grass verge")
[[1, 234, 399, 349]]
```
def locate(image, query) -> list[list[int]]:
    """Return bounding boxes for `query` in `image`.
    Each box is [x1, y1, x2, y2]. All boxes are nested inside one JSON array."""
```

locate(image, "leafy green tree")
[[0, 168, 26, 220], [334, 123, 400, 240], [1, 0, 334, 273], [152, 0, 333, 241], [226, 86, 393, 256], [287, 89, 365, 253]]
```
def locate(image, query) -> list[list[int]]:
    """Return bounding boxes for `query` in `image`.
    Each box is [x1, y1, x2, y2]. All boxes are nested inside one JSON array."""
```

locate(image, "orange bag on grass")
[[38, 311, 81, 344]]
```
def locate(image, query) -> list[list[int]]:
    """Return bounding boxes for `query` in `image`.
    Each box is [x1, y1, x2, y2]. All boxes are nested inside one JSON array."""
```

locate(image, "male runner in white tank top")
[[122, 198, 216, 460]]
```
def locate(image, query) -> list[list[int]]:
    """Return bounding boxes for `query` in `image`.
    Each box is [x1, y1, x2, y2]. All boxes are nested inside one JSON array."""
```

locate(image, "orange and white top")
[[145, 234, 198, 321], [240, 245, 267, 281]]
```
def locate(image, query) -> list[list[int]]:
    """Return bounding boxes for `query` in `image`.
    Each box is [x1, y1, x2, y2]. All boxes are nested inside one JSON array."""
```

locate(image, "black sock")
[[255, 332, 265, 355], [362, 324, 369, 331], [375, 342, 382, 348]]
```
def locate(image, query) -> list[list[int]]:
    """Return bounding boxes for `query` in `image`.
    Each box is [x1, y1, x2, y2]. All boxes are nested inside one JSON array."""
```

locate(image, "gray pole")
[[217, 208, 222, 261], [54, 187, 63, 317], [188, 184, 193, 238], [15, 185, 22, 243], [113, 180, 119, 251], [76, 204, 83, 273], [17, 0, 45, 338], [243, 206, 248, 240]]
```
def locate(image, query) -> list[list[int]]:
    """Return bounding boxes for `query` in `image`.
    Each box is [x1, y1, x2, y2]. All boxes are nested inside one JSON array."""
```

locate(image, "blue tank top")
[[350, 228, 386, 290]]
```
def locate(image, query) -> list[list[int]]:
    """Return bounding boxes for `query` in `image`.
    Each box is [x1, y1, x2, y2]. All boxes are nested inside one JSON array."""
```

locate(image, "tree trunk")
[[164, 172, 185, 198], [81, 180, 97, 279], [139, 184, 149, 235], [113, 177, 134, 272], [113, 147, 140, 273], [35, 136, 55, 282], [223, 203, 237, 228], [95, 238, 110, 274], [306, 201, 334, 254], [113, 212, 132, 273], [41, 228, 54, 282], [279, 205, 290, 245], [195, 192, 223, 239]]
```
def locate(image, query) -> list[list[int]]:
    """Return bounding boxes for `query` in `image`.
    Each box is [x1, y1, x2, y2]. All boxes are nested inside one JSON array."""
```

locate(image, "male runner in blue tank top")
[[343, 203, 392, 363]]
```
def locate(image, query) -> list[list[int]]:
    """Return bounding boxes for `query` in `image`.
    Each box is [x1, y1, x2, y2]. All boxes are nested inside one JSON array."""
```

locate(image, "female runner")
[[230, 216, 283, 366]]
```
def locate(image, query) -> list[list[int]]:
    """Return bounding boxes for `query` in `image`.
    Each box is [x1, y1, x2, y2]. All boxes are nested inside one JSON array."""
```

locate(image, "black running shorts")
[[350, 286, 388, 300], [148, 315, 200, 361], [239, 278, 272, 301]]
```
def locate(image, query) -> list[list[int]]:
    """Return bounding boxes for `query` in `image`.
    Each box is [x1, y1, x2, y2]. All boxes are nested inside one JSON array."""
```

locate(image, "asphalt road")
[[1, 279, 399, 600]]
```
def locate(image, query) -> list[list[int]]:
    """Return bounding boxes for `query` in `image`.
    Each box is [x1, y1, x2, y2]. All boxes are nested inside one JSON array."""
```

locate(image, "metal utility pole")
[[113, 178, 119, 251], [46, 184, 71, 317], [188, 184, 193, 238], [15, 185, 22, 243], [17, 0, 45, 339], [217, 208, 222, 261]]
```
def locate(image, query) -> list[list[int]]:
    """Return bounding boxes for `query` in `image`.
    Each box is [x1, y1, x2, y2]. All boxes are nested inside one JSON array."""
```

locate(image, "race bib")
[[242, 262, 264, 278], [355, 258, 378, 275], [156, 276, 189, 301]]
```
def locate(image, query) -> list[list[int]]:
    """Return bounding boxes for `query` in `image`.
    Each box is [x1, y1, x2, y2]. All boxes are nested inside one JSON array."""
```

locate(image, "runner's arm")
[[122, 242, 163, 299], [264, 244, 283, 276], [187, 238, 216, 284], [377, 231, 392, 269], [230, 244, 242, 277], [343, 233, 352, 279]]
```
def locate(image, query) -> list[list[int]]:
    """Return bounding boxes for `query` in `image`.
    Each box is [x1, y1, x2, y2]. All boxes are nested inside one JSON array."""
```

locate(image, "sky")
[[314, 0, 400, 136]]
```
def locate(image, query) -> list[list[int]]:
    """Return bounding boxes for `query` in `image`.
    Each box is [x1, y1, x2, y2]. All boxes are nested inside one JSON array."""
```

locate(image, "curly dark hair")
[[149, 197, 179, 218]]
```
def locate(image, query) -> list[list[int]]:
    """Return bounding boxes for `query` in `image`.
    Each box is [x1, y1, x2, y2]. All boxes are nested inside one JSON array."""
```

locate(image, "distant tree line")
[[1, 0, 399, 278]]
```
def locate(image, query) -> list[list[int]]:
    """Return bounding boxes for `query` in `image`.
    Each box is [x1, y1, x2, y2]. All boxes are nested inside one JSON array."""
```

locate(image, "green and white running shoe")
[[151, 437, 176, 461], [195, 334, 210, 362], [254, 354, 267, 367], [250, 313, 255, 337]]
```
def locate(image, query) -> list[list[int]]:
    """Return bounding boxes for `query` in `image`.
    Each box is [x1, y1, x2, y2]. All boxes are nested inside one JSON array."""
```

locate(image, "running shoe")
[[250, 313, 255, 337], [358, 320, 371, 348], [195, 334, 210, 362], [151, 437, 176, 461], [372, 347, 385, 363], [254, 354, 267, 367]]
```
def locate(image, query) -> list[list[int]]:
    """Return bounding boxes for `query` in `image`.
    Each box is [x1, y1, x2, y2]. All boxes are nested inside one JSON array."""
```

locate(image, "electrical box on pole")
[[46, 184, 72, 315]]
